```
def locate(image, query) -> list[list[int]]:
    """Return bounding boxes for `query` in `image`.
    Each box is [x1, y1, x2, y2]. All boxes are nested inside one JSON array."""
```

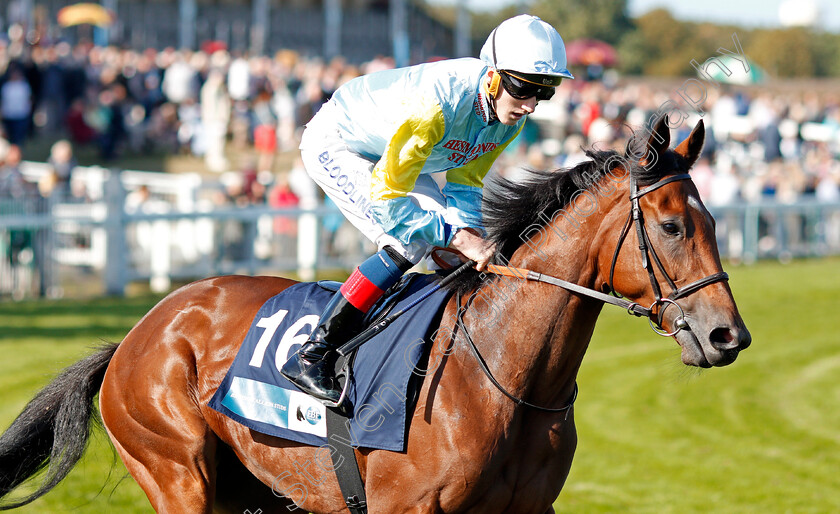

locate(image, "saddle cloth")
[[208, 273, 451, 451]]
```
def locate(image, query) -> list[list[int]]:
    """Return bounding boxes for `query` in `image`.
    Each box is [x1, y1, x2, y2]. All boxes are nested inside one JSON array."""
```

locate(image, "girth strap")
[[326, 409, 368, 514]]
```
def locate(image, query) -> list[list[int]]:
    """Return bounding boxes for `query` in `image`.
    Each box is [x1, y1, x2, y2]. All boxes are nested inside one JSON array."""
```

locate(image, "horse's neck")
[[464, 201, 617, 410]]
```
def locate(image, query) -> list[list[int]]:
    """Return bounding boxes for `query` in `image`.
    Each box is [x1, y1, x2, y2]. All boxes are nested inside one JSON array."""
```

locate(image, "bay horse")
[[0, 116, 750, 513]]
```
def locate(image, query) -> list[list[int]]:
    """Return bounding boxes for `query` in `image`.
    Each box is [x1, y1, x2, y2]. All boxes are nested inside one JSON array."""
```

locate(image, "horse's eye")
[[662, 222, 681, 235]]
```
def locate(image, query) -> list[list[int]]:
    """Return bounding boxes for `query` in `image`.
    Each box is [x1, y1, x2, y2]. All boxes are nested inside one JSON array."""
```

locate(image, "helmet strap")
[[488, 97, 498, 122], [482, 71, 499, 122], [488, 27, 501, 100], [483, 27, 500, 122]]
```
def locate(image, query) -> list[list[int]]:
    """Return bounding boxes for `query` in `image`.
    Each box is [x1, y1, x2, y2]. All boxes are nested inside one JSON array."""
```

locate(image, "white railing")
[[21, 161, 203, 209], [3, 165, 840, 299], [3, 167, 374, 297]]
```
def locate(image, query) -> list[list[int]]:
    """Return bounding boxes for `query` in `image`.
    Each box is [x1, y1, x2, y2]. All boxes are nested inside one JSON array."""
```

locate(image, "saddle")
[[208, 271, 451, 448]]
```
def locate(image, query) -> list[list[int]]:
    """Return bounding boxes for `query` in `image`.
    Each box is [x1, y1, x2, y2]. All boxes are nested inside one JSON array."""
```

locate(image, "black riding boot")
[[282, 246, 414, 404], [280, 291, 363, 404]]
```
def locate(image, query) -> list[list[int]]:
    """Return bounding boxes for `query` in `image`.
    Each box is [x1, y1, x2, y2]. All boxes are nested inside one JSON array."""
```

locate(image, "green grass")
[[0, 296, 161, 513], [1, 259, 839, 513], [555, 257, 840, 513]]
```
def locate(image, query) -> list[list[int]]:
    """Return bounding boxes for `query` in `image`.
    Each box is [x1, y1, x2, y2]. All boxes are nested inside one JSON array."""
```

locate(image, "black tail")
[[0, 343, 118, 510]]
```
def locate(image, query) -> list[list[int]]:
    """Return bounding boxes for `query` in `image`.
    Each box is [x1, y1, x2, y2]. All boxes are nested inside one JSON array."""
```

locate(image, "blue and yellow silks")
[[328, 58, 525, 247]]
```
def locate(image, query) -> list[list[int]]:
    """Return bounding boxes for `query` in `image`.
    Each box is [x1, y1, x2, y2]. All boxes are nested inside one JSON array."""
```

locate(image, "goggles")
[[500, 70, 561, 101]]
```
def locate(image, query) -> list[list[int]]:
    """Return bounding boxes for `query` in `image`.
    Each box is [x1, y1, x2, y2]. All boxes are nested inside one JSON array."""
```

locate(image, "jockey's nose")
[[522, 97, 537, 112]]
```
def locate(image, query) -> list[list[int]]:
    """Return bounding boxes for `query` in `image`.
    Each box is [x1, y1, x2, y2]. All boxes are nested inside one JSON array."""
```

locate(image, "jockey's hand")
[[449, 228, 497, 271]]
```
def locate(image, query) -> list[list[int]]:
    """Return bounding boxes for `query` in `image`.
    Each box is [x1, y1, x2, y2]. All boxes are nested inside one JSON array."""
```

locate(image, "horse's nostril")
[[709, 326, 739, 351]]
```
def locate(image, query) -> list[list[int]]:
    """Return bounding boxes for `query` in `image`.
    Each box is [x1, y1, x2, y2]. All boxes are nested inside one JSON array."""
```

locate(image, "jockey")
[[281, 14, 574, 404]]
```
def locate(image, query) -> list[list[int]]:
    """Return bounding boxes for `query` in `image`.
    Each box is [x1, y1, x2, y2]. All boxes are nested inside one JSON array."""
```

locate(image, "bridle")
[[607, 173, 729, 336], [449, 171, 730, 413]]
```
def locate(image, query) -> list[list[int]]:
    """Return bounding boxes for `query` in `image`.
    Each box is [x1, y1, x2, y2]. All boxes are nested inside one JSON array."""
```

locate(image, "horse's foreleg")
[[100, 343, 218, 513]]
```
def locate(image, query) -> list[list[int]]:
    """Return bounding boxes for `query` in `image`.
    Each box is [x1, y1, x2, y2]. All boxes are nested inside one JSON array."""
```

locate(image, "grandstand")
[[2, 0, 459, 65]]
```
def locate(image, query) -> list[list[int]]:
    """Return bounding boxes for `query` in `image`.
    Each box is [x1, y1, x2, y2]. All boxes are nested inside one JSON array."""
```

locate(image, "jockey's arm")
[[367, 98, 511, 270], [439, 126, 523, 270], [369, 101, 455, 246]]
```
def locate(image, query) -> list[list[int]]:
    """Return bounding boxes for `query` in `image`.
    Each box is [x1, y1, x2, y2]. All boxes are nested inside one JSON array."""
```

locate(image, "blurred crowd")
[[499, 79, 840, 206], [0, 30, 389, 165], [1, 29, 840, 212]]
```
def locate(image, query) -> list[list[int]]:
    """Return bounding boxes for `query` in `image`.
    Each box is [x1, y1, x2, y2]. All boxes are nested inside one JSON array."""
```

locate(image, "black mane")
[[444, 143, 694, 295]]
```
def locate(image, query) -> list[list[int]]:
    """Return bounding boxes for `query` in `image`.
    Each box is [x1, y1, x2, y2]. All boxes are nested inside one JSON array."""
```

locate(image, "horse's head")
[[471, 116, 750, 368], [600, 115, 751, 367]]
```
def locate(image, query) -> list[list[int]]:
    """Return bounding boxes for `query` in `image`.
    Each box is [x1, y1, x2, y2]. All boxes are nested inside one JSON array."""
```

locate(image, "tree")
[[800, 30, 840, 77], [746, 28, 816, 78], [421, 1, 840, 78], [530, 0, 634, 46]]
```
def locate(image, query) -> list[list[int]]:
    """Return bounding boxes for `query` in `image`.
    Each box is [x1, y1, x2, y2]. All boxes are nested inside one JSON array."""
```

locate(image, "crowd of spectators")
[[4, 37, 840, 211], [498, 79, 840, 208], [0, 27, 387, 168], [2, 26, 840, 212]]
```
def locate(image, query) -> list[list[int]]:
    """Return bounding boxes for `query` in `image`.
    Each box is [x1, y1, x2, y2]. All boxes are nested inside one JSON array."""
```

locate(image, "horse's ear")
[[649, 114, 671, 156], [635, 114, 671, 168], [674, 119, 705, 170]]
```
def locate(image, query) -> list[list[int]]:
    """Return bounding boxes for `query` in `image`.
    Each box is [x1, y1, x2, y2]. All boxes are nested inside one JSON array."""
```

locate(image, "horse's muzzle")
[[673, 314, 751, 368]]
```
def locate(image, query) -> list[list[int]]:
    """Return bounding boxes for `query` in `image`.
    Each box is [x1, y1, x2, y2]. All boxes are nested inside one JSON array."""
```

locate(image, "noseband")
[[486, 173, 729, 337]]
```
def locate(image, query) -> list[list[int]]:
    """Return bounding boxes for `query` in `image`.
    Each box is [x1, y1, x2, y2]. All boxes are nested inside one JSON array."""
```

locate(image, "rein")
[[485, 264, 650, 317], [455, 289, 578, 415]]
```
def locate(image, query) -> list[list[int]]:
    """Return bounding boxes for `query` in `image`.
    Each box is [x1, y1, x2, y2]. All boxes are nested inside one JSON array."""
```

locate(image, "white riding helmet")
[[479, 14, 574, 84]]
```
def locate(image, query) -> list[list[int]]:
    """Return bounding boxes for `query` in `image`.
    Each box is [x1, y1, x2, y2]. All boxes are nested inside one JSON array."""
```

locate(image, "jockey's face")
[[490, 70, 538, 126]]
